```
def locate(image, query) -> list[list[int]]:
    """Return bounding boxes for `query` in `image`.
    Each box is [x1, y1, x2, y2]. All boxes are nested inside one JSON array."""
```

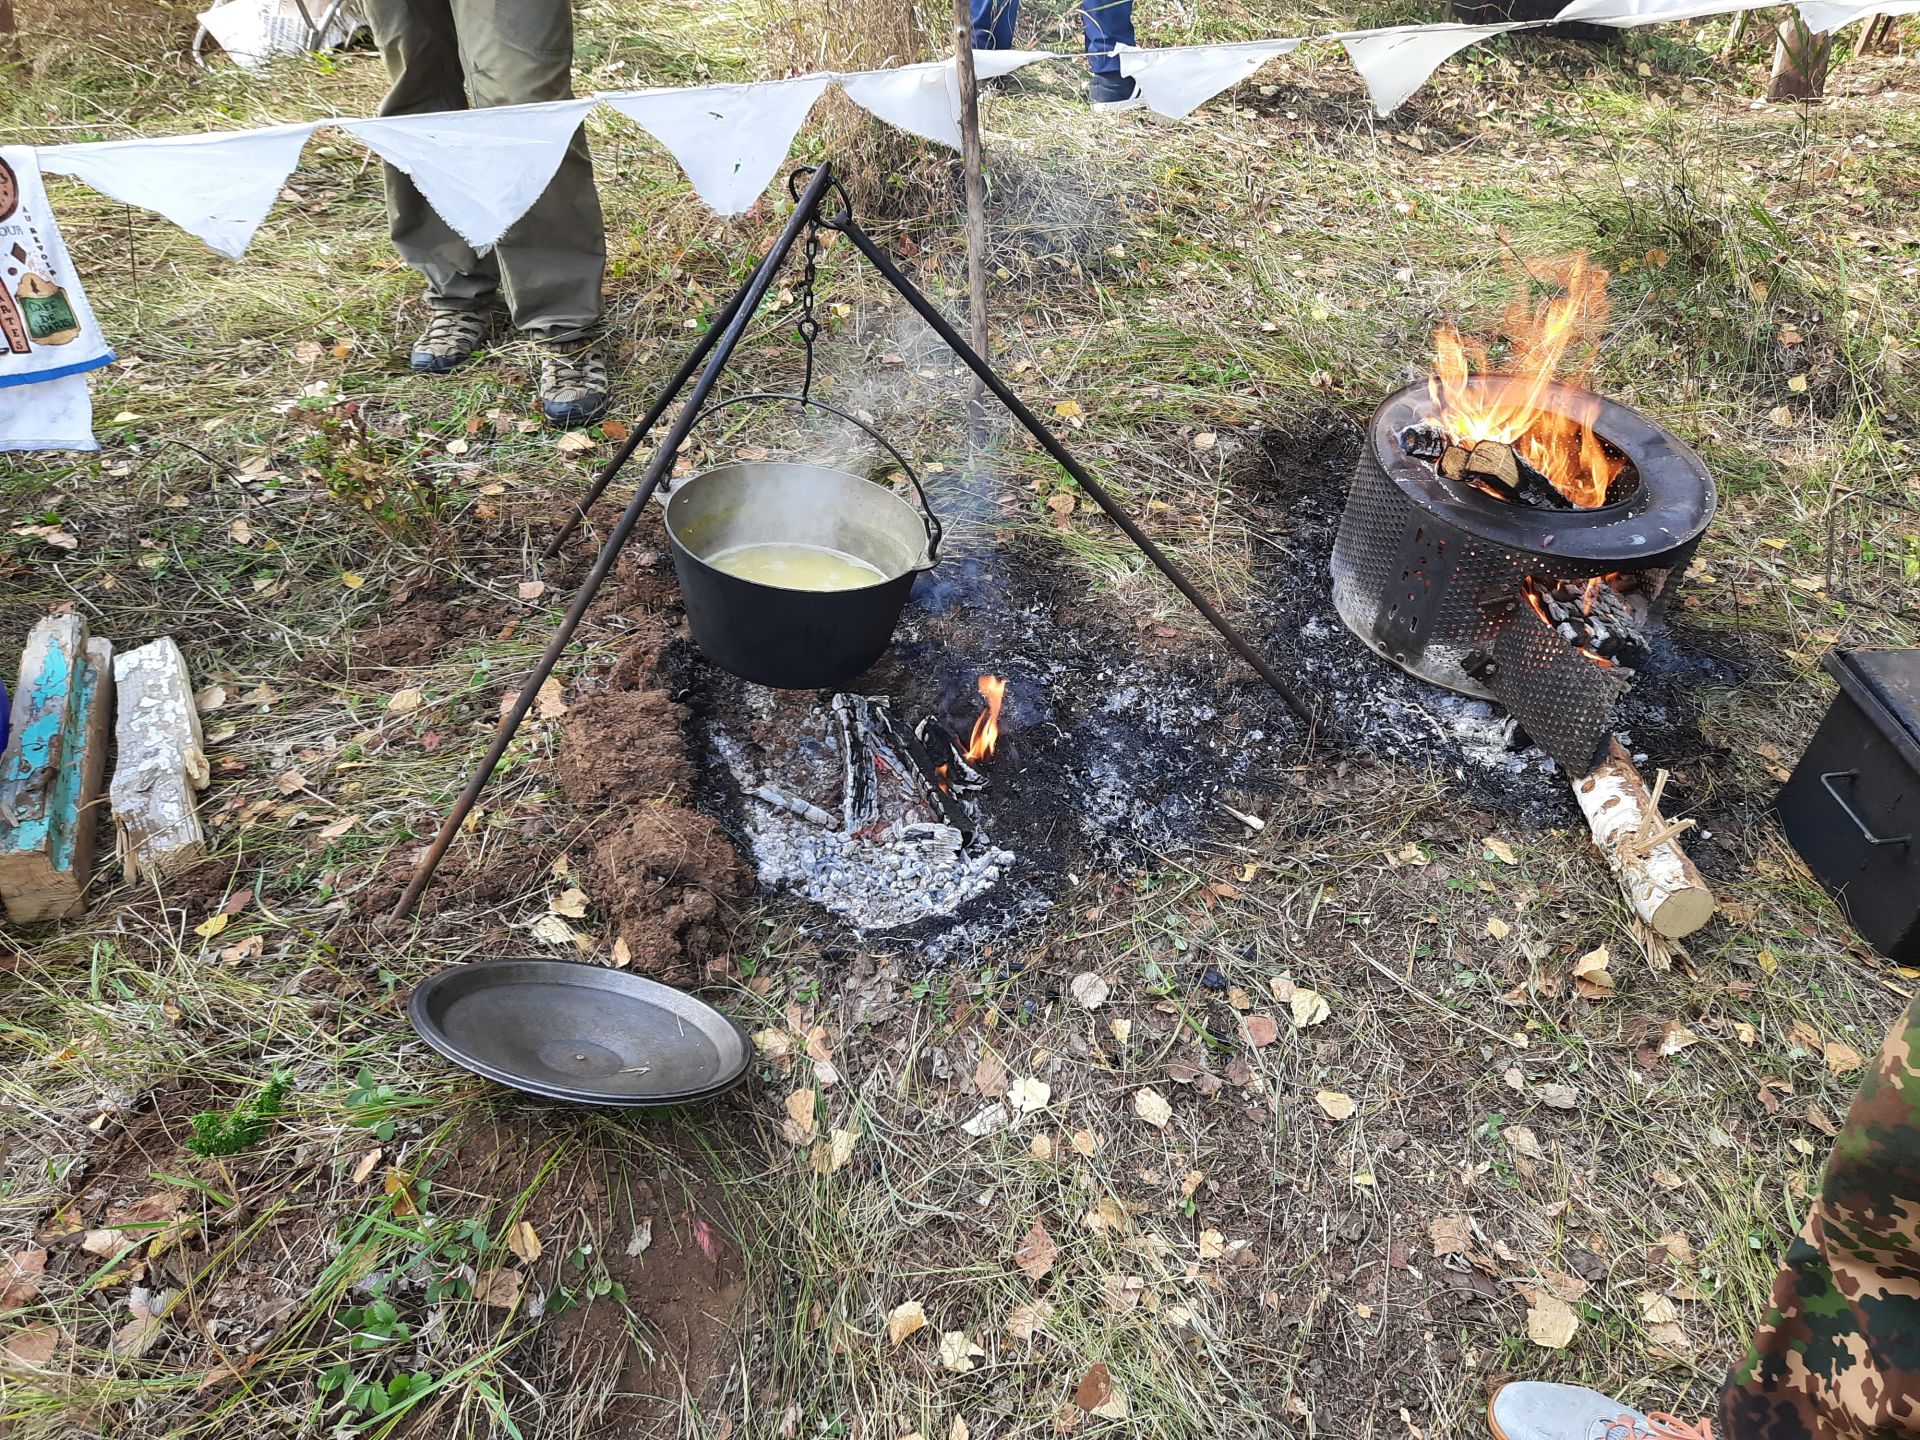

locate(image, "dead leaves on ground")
[[1132, 1087, 1172, 1129], [1012, 1222, 1057, 1281], [1524, 1290, 1580, 1349]]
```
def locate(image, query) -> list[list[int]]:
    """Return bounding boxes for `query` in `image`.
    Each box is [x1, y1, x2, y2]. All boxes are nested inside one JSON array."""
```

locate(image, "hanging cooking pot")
[[664, 392, 943, 690]]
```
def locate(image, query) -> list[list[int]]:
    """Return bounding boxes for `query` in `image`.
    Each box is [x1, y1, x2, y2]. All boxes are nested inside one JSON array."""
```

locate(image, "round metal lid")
[[408, 958, 752, 1106], [1371, 376, 1716, 565]]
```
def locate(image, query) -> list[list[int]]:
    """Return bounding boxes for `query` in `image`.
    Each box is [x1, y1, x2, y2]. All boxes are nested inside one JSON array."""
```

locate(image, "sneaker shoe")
[[410, 309, 494, 374], [539, 343, 611, 430], [1489, 1383, 1714, 1440], [1088, 73, 1146, 111]]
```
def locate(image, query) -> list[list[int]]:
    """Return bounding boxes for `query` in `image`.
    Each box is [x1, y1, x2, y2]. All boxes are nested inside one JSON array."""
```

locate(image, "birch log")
[[0, 619, 115, 921], [110, 638, 210, 879], [1573, 739, 1716, 939]]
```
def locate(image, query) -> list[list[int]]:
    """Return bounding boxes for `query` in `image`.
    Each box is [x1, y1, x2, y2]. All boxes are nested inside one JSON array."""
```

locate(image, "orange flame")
[[963, 675, 1006, 763], [1428, 255, 1624, 509]]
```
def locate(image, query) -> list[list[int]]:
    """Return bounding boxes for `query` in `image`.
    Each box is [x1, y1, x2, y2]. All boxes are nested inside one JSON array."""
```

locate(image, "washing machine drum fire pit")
[[1329, 375, 1716, 774]]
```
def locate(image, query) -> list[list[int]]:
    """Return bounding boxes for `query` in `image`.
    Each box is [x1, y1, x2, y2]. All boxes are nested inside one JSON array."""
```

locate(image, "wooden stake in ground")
[[110, 638, 211, 880], [1769, 15, 1832, 100], [952, 0, 991, 436], [1574, 738, 1716, 940], [0, 616, 115, 922]]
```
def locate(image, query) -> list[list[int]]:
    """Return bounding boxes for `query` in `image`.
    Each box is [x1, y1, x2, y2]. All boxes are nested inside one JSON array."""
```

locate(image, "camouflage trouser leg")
[[1721, 992, 1920, 1439]]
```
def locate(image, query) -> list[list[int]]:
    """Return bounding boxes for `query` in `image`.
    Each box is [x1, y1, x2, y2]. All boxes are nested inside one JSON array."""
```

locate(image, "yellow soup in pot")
[[705, 542, 889, 591]]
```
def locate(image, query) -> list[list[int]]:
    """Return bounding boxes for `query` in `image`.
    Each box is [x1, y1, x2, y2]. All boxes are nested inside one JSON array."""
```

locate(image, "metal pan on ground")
[[408, 958, 751, 1106]]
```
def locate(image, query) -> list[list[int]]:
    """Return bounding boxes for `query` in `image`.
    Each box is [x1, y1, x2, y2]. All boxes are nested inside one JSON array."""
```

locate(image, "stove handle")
[[1820, 770, 1913, 848]]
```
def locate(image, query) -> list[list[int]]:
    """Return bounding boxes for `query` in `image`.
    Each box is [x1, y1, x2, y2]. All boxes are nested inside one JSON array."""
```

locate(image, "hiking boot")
[[1088, 73, 1145, 111], [1489, 1383, 1714, 1440], [539, 343, 611, 430], [410, 309, 494, 374]]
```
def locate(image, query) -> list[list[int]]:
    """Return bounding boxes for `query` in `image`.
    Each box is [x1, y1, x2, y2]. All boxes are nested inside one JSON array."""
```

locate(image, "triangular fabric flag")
[[37, 120, 317, 259], [838, 61, 962, 148], [339, 98, 597, 250], [837, 53, 1050, 149], [973, 48, 1057, 82], [603, 75, 832, 215], [1116, 40, 1301, 119], [1341, 23, 1516, 117], [1555, 0, 1777, 25], [1797, 0, 1920, 28]]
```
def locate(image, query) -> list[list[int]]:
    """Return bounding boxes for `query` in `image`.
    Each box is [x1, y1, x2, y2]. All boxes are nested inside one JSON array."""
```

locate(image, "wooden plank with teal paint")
[[0, 618, 115, 922]]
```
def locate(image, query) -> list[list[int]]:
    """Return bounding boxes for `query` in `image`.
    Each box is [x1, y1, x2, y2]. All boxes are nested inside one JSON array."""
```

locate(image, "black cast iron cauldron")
[[664, 393, 942, 690]]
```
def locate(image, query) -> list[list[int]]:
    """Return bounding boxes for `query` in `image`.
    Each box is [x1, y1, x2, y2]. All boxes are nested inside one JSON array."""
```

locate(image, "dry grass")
[[3, 2, 1919, 1437]]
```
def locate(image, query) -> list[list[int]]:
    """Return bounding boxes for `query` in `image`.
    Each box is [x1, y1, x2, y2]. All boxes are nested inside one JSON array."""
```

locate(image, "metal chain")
[[796, 213, 822, 402]]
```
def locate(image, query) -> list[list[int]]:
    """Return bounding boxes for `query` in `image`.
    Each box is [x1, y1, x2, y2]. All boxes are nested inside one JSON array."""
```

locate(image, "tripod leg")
[[543, 275, 756, 560], [388, 163, 841, 923], [829, 211, 1321, 731]]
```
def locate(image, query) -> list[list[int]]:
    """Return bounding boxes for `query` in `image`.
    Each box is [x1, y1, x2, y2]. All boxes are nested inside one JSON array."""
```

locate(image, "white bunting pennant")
[[1796, 0, 1920, 29], [1342, 23, 1517, 116], [1117, 40, 1302, 119], [38, 120, 317, 259], [839, 61, 963, 148], [339, 98, 597, 250], [604, 75, 831, 215], [837, 52, 1050, 149], [1556, 0, 1778, 25]]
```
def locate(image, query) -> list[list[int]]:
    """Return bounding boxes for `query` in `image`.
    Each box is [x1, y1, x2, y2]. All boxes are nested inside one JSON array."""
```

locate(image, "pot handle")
[[685, 391, 943, 568]]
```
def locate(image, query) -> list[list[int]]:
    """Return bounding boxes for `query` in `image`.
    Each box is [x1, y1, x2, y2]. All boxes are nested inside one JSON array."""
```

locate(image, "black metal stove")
[[1330, 375, 1716, 775]]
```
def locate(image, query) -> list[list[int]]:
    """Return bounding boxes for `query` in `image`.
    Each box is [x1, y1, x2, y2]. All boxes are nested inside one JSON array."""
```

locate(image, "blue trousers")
[[970, 0, 1135, 77]]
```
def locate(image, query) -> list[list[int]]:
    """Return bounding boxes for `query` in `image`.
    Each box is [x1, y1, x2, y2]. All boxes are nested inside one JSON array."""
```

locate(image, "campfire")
[[1329, 254, 1721, 939], [705, 673, 1019, 934]]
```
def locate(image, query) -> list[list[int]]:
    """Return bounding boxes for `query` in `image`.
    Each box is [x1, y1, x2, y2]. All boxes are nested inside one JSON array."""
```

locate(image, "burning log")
[[832, 694, 881, 833], [1574, 738, 1715, 939], [755, 785, 837, 828], [914, 715, 986, 793], [1526, 576, 1650, 672], [1411, 429, 1576, 511]]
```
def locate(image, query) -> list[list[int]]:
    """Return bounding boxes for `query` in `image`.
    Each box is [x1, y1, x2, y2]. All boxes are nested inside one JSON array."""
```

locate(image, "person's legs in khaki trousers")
[[365, 0, 606, 353]]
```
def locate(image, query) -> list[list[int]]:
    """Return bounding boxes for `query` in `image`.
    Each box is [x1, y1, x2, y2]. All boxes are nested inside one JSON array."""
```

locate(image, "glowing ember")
[[1523, 576, 1616, 669], [963, 675, 1006, 763], [1428, 255, 1625, 509]]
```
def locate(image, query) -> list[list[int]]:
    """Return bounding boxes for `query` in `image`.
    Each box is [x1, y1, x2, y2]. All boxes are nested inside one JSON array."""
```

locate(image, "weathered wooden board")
[[0, 618, 115, 921], [109, 637, 210, 880]]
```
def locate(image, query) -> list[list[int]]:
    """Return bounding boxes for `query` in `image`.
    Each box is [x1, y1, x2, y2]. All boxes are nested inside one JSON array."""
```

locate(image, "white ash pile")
[[708, 691, 1016, 932]]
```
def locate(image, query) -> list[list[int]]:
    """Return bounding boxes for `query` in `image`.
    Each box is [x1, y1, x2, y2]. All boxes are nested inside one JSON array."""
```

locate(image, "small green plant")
[[319, 1290, 434, 1419], [347, 1066, 404, 1141], [546, 1241, 628, 1317], [187, 1071, 292, 1158]]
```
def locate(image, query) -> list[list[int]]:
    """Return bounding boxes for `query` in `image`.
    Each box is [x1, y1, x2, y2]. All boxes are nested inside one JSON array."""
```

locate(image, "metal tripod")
[[389, 161, 1319, 922]]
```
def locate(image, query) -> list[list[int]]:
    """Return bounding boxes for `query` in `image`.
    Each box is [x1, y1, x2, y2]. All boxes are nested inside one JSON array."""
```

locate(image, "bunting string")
[[22, 0, 1913, 261]]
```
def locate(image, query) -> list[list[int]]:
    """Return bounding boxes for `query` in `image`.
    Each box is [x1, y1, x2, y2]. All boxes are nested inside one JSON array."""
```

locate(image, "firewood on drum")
[[1574, 738, 1715, 939], [109, 638, 211, 880], [1466, 439, 1520, 492], [1399, 423, 1449, 461], [1438, 444, 1471, 482], [0, 617, 115, 922]]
